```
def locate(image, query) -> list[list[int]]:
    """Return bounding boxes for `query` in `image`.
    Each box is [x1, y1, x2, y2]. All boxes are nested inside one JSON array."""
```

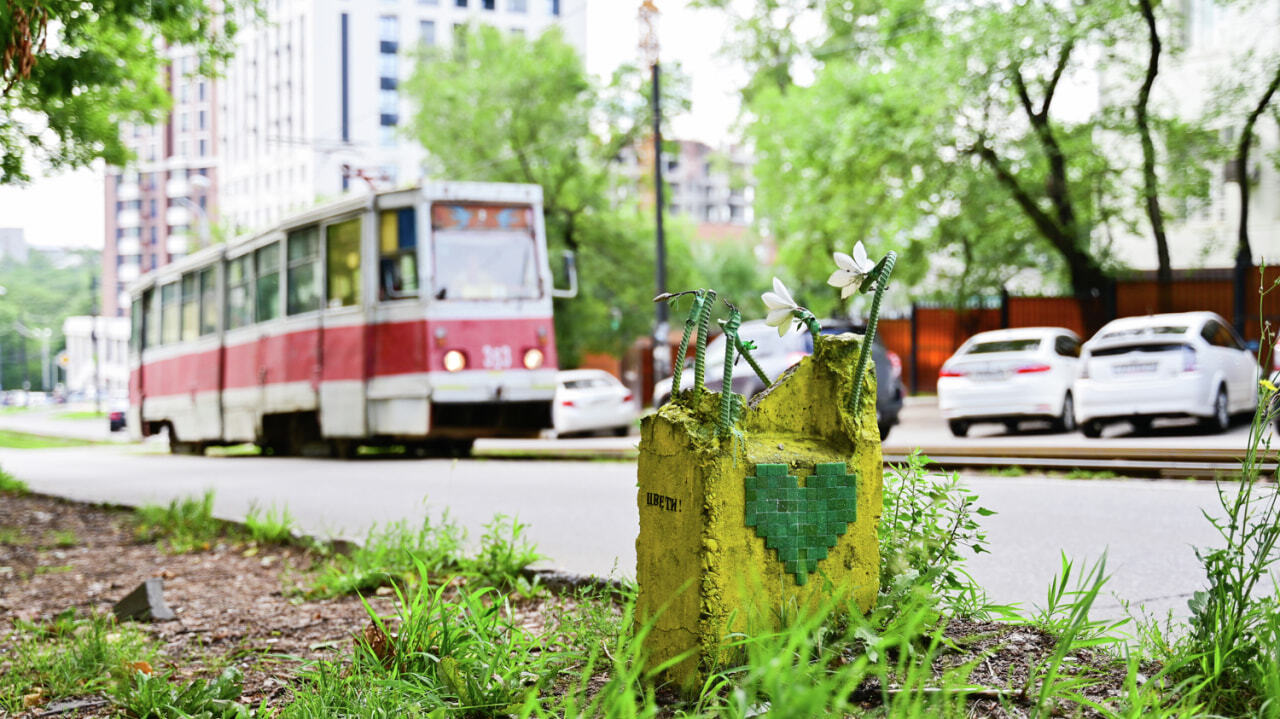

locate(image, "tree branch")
[[1041, 37, 1076, 116]]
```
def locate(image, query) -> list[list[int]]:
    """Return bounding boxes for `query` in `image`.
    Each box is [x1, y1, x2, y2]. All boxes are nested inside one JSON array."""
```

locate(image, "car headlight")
[[523, 348, 544, 369], [443, 350, 466, 372]]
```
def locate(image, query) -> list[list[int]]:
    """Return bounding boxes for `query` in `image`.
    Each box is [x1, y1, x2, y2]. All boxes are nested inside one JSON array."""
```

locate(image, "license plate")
[[1114, 361, 1157, 375], [970, 370, 1008, 382]]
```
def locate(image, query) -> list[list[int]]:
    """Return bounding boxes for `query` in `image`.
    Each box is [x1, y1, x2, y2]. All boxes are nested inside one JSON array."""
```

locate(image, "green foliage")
[[0, 251, 98, 392], [403, 24, 698, 365], [112, 667, 250, 719], [132, 490, 227, 553], [0, 609, 155, 714], [879, 451, 994, 614], [0, 430, 100, 448], [243, 503, 296, 545], [464, 514, 544, 590], [306, 512, 464, 598], [0, 0, 256, 184], [0, 465, 28, 494], [44, 529, 77, 548]]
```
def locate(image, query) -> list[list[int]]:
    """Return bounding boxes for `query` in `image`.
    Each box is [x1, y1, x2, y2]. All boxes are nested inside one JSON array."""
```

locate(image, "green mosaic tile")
[[743, 462, 859, 585]]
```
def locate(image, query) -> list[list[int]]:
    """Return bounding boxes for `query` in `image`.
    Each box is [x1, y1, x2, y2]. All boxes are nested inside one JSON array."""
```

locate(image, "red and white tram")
[[127, 181, 572, 456]]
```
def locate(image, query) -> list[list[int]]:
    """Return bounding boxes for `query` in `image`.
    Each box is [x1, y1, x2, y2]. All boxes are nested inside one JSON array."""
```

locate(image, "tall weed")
[[306, 511, 464, 598]]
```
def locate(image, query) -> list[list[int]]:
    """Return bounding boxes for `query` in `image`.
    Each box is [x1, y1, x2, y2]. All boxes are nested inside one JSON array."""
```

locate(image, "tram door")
[[318, 214, 369, 438], [368, 206, 429, 437]]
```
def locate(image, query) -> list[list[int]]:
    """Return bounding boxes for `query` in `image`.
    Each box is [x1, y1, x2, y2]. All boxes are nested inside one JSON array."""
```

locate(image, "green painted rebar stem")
[[849, 251, 897, 418], [797, 310, 822, 339], [671, 292, 704, 401], [693, 289, 717, 401], [734, 336, 772, 389], [718, 309, 741, 437]]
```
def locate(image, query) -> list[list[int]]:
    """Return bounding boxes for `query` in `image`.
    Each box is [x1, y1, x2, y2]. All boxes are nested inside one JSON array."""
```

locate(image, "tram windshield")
[[432, 231, 540, 300]]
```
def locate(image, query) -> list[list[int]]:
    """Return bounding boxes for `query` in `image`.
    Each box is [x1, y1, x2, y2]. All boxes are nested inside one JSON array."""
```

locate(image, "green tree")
[[0, 250, 98, 391], [0, 0, 253, 184], [404, 25, 695, 366], [709, 0, 1223, 332]]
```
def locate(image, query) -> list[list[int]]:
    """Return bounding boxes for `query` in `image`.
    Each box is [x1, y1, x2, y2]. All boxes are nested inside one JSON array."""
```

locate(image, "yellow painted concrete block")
[[636, 333, 882, 691]]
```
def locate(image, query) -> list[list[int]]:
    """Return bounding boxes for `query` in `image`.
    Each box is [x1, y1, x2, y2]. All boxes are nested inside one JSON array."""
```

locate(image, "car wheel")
[[613, 425, 631, 437], [1202, 387, 1230, 434], [1052, 393, 1076, 433], [1081, 419, 1105, 439], [948, 420, 969, 438], [1004, 420, 1019, 434], [1131, 417, 1153, 436]]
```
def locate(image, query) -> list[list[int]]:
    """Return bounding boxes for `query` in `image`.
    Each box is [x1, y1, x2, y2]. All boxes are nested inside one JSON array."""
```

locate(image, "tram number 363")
[[482, 344, 513, 370]]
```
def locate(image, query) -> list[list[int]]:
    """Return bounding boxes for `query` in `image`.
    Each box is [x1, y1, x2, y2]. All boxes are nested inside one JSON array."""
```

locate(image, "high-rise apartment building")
[[103, 0, 587, 315], [102, 49, 219, 316], [216, 0, 587, 235]]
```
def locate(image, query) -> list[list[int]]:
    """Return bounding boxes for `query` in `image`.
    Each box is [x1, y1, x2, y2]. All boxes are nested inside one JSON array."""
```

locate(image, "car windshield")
[[966, 339, 1041, 354]]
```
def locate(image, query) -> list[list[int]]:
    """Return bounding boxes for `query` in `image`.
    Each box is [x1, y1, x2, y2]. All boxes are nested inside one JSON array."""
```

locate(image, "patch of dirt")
[[0, 492, 399, 716]]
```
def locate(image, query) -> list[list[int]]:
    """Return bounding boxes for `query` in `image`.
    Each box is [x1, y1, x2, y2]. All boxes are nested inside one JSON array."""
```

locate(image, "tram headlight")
[[443, 350, 467, 372], [523, 348, 544, 370]]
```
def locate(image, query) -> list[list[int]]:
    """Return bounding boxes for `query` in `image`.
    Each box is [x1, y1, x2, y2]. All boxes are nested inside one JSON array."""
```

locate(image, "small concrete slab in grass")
[[112, 577, 176, 621]]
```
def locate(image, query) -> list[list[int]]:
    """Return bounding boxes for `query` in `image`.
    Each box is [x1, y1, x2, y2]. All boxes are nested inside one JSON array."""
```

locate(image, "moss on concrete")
[[636, 333, 882, 691]]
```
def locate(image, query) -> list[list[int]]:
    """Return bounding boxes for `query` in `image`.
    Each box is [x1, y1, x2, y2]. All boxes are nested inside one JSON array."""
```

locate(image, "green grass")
[[111, 667, 251, 719], [244, 503, 296, 544], [204, 443, 262, 457], [53, 410, 106, 420], [305, 511, 465, 598], [1063, 468, 1120, 480], [0, 466, 28, 494], [986, 464, 1026, 477], [133, 490, 231, 553], [0, 526, 28, 544], [0, 609, 156, 714], [0, 430, 100, 449], [42, 529, 78, 548]]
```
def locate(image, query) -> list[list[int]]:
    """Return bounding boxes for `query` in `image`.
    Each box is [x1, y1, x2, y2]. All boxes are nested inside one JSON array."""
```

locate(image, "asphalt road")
[[0, 445, 1245, 622]]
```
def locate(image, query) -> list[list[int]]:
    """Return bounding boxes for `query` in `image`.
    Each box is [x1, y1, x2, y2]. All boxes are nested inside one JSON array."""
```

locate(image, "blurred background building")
[[61, 316, 131, 397], [102, 0, 588, 317]]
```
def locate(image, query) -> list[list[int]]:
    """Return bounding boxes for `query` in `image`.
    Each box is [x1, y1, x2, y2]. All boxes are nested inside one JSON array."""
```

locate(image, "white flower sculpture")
[[827, 241, 876, 299], [762, 277, 802, 336]]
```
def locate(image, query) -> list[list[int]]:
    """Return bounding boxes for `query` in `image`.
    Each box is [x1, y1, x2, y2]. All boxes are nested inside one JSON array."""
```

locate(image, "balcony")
[[117, 238, 141, 255], [166, 176, 190, 197], [167, 235, 190, 255], [116, 183, 140, 202], [117, 263, 141, 283], [166, 205, 191, 226], [117, 209, 141, 228]]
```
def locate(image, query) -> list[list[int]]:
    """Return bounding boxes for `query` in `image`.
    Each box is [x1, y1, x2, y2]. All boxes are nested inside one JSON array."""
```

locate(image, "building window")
[[483, 0, 495, 9], [547, 0, 558, 14], [198, 139, 208, 157], [419, 20, 436, 45], [509, 0, 526, 12], [380, 124, 397, 147], [286, 226, 322, 315], [419, 0, 439, 4], [326, 217, 362, 307], [378, 52, 397, 78], [456, 0, 467, 6]]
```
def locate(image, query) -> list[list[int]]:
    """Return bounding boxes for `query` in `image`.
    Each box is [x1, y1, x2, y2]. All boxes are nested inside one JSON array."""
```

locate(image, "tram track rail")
[[882, 445, 1276, 479]]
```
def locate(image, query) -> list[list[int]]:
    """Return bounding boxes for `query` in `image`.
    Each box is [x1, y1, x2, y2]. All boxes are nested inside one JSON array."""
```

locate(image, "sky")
[[0, 1, 744, 251]]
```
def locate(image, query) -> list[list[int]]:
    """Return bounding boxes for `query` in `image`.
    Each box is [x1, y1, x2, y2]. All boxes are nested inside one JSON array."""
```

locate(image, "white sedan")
[[552, 369, 638, 437], [937, 327, 1081, 437], [1074, 311, 1258, 437]]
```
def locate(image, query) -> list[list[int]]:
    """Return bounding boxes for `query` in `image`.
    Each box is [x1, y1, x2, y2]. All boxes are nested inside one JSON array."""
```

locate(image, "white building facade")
[[1108, 0, 1280, 271], [216, 0, 588, 236], [61, 316, 132, 397]]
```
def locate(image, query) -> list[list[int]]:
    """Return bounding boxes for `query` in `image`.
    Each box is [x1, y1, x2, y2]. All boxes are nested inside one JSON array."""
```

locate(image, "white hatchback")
[[938, 328, 1081, 437], [1074, 312, 1259, 437], [553, 369, 638, 437]]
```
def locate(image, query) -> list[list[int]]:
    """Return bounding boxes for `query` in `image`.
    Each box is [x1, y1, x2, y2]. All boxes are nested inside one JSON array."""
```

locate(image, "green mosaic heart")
[[744, 462, 858, 586]]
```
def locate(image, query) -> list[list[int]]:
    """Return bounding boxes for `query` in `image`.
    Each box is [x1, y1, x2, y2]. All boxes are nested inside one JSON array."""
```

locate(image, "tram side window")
[[131, 295, 145, 352], [256, 242, 282, 322], [160, 282, 181, 345], [286, 226, 321, 314], [144, 288, 160, 348], [226, 255, 255, 329], [180, 274, 199, 341], [326, 217, 362, 307], [379, 209, 419, 300], [199, 267, 217, 335]]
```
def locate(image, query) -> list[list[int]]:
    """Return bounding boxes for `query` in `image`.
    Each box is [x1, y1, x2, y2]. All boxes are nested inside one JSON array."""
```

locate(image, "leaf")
[[975, 507, 997, 516]]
